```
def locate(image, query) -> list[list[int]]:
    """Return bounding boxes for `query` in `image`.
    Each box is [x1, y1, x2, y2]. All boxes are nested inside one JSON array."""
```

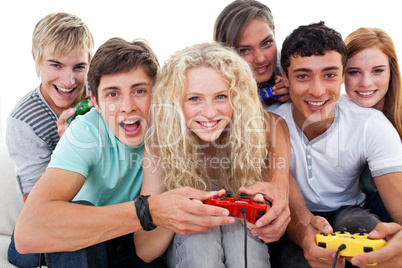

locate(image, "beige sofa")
[[0, 144, 24, 267]]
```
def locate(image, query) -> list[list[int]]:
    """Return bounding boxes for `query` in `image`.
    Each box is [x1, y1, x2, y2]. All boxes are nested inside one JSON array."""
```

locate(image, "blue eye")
[[217, 95, 227, 100], [262, 40, 272, 47], [189, 96, 199, 101], [238, 48, 250, 55], [373, 69, 384, 74]]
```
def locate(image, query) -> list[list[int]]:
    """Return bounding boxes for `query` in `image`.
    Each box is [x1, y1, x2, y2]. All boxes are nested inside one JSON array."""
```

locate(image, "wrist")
[[134, 195, 157, 231]]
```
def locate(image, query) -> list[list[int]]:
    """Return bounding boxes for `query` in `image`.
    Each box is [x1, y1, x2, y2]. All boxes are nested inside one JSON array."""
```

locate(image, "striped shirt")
[[6, 85, 59, 194]]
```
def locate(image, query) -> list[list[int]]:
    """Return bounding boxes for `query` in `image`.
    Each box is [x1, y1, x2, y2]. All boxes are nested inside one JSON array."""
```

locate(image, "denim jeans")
[[9, 232, 166, 268], [164, 219, 270, 268], [270, 206, 383, 268]]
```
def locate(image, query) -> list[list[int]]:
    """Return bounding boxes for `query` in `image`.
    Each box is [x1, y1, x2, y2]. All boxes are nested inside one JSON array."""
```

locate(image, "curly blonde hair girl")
[[145, 42, 270, 196]]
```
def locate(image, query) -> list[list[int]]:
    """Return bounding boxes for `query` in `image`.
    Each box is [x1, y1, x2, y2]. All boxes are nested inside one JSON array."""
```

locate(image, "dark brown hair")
[[88, 37, 159, 100]]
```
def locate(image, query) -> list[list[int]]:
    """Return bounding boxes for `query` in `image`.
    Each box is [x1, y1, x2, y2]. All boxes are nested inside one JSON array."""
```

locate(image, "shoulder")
[[9, 86, 57, 125], [338, 96, 390, 124], [63, 109, 107, 146]]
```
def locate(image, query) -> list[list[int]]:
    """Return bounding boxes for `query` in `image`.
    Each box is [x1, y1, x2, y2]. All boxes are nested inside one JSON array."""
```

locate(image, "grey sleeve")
[[6, 117, 53, 194]]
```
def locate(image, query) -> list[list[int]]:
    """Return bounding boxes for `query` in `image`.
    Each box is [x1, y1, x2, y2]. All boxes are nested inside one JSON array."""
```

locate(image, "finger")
[[239, 184, 263, 196], [273, 87, 289, 95], [310, 216, 333, 233], [253, 193, 264, 202], [184, 187, 219, 202], [274, 75, 283, 84], [369, 222, 401, 239], [309, 245, 339, 263], [276, 95, 291, 102], [255, 195, 286, 227], [252, 210, 289, 242], [351, 247, 400, 267], [240, 183, 274, 202], [60, 108, 75, 121]]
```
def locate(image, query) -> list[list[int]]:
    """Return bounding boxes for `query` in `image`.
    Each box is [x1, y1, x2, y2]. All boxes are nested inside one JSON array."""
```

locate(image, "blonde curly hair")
[[146, 42, 269, 196]]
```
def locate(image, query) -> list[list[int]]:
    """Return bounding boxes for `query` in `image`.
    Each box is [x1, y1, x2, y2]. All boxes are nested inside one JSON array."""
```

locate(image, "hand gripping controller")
[[67, 98, 93, 123], [316, 229, 386, 258], [204, 191, 267, 224]]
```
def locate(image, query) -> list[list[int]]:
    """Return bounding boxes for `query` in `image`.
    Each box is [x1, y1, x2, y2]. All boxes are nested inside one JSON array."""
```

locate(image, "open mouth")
[[356, 90, 376, 97], [254, 66, 268, 75], [197, 120, 220, 129], [120, 119, 141, 133], [306, 100, 327, 109], [54, 85, 76, 96]]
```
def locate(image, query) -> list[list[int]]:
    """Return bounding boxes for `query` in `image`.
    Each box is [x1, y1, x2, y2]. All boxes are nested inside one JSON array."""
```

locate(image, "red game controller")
[[204, 191, 267, 224]]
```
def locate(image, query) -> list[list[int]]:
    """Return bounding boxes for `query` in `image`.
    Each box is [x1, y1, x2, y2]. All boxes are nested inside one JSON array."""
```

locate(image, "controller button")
[[257, 210, 265, 215], [255, 201, 264, 204], [364, 247, 373, 253], [318, 242, 327, 248]]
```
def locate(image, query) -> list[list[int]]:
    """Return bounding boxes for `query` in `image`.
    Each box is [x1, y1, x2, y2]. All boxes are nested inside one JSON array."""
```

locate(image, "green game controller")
[[66, 98, 93, 124]]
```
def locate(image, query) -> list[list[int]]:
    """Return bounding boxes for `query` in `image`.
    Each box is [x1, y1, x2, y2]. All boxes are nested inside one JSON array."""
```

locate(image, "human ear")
[[281, 70, 290, 87], [89, 92, 101, 113]]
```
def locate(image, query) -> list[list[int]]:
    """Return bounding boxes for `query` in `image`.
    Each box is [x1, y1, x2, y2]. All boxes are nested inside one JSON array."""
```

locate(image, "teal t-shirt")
[[48, 109, 143, 206]]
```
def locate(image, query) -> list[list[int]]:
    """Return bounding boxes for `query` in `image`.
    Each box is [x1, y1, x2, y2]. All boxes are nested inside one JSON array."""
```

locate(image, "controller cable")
[[240, 207, 247, 268], [332, 244, 346, 268]]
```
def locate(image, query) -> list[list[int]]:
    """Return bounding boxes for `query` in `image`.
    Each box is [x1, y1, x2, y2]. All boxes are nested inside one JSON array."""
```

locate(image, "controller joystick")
[[316, 228, 386, 258], [204, 191, 267, 224]]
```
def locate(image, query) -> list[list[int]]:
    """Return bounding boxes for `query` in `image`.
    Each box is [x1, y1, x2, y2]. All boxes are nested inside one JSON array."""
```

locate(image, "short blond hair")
[[32, 12, 94, 77]]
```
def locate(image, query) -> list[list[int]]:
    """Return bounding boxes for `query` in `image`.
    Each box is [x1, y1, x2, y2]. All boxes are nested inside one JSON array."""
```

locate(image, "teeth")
[[307, 101, 326, 107], [123, 119, 139, 124], [199, 121, 217, 128], [254, 66, 267, 71], [358, 91, 375, 96], [56, 86, 74, 92]]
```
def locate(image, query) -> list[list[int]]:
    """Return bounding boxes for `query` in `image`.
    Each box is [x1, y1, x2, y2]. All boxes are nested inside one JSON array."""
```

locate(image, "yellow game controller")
[[316, 230, 386, 266]]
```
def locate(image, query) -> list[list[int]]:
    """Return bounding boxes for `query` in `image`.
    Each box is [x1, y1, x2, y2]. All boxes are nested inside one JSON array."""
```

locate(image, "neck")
[[294, 109, 336, 141], [372, 97, 385, 112]]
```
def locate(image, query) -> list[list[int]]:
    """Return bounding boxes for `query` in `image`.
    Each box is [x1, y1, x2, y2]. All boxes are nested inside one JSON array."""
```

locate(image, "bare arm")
[[15, 168, 142, 253], [134, 152, 175, 263], [374, 172, 402, 224], [286, 175, 345, 267], [240, 112, 291, 242]]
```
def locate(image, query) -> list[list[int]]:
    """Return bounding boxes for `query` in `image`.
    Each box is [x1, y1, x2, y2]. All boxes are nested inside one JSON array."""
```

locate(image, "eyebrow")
[[293, 66, 341, 73], [346, 64, 387, 70], [47, 59, 88, 66], [101, 82, 150, 92]]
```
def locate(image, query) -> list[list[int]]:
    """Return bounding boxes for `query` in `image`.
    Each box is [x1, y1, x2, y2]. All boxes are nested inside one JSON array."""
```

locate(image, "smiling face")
[[236, 18, 277, 83], [283, 51, 344, 138], [93, 66, 152, 147], [39, 47, 89, 116], [345, 46, 390, 111], [183, 66, 233, 144]]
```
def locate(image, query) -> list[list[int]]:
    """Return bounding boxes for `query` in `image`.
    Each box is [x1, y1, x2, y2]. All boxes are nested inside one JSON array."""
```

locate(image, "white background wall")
[[1, 0, 401, 144]]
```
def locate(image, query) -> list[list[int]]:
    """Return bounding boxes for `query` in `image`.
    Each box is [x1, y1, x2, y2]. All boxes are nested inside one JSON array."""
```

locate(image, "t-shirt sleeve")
[[365, 114, 402, 177], [6, 117, 52, 194], [48, 119, 100, 178]]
